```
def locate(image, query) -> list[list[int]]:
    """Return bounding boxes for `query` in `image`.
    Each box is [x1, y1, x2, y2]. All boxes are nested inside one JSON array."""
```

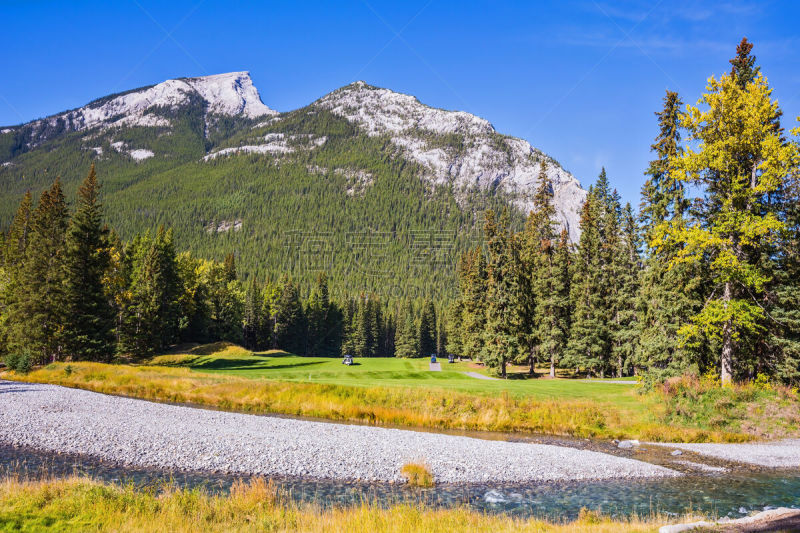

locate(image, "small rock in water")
[[671, 450, 683, 456], [483, 490, 506, 503], [617, 440, 640, 449], [739, 507, 748, 514]]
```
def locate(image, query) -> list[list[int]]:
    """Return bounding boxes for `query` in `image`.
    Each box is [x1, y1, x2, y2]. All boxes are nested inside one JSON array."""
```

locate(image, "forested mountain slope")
[[0, 72, 586, 297]]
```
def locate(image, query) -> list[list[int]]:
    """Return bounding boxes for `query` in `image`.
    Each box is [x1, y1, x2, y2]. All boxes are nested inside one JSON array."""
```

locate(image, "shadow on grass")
[[191, 358, 333, 372]]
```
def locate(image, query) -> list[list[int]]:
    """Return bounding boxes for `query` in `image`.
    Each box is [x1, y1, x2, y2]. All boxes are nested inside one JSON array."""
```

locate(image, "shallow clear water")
[[2, 445, 798, 520]]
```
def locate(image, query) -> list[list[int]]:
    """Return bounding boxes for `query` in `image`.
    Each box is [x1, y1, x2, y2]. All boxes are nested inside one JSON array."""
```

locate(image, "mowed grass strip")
[[0, 476, 691, 533], [5, 356, 748, 442]]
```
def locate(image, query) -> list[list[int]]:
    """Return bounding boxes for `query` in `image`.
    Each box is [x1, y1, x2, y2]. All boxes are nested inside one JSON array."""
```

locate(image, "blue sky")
[[1, 1, 798, 206]]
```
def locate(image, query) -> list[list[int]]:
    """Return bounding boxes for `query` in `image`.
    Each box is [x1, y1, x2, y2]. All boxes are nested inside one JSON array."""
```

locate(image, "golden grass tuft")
[[400, 462, 434, 487]]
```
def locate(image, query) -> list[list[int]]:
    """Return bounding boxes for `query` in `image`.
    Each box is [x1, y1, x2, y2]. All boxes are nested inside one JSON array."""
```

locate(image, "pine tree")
[[444, 300, 464, 358], [4, 191, 32, 267], [658, 68, 798, 384], [566, 181, 607, 376], [340, 297, 355, 356], [0, 191, 33, 353], [609, 203, 640, 376], [119, 228, 182, 356], [62, 165, 115, 361], [542, 229, 572, 377], [306, 272, 341, 356], [481, 210, 519, 378], [199, 259, 244, 343], [243, 280, 267, 350], [418, 299, 437, 357], [729, 37, 760, 89], [6, 179, 69, 363], [459, 247, 487, 359], [635, 90, 702, 378], [519, 162, 558, 374], [273, 276, 306, 354], [223, 252, 237, 283], [394, 300, 418, 358]]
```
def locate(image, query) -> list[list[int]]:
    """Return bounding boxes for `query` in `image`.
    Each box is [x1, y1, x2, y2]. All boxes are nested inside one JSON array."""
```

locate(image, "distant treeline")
[[0, 168, 443, 368]]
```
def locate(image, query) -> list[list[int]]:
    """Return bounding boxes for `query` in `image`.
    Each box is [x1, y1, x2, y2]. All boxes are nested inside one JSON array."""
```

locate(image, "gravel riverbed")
[[650, 440, 800, 468], [0, 380, 678, 483]]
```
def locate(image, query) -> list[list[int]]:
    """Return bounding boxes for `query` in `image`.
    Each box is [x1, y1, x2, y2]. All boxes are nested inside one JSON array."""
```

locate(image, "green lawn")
[[149, 344, 644, 412]]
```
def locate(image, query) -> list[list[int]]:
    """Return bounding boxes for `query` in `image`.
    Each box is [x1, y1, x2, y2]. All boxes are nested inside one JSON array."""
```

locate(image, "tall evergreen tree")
[[119, 227, 181, 356], [635, 90, 702, 378], [609, 203, 640, 376], [481, 210, 519, 378], [223, 252, 237, 283], [394, 300, 418, 358], [444, 300, 464, 358], [243, 280, 268, 350], [4, 191, 32, 267], [0, 191, 33, 353], [306, 272, 341, 356], [62, 165, 115, 361], [541, 229, 572, 377], [566, 180, 608, 376], [459, 247, 487, 359], [418, 299, 437, 356], [658, 68, 798, 384], [273, 276, 306, 354], [6, 179, 69, 363]]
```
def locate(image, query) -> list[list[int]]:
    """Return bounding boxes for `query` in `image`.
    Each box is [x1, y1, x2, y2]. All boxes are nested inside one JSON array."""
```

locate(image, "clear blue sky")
[[2, 1, 798, 206]]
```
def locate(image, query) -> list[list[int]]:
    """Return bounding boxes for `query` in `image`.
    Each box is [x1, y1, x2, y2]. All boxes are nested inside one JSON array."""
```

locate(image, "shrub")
[[4, 350, 33, 374], [400, 462, 434, 487]]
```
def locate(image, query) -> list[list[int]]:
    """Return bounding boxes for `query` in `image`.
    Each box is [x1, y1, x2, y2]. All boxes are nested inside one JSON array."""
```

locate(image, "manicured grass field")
[[150, 344, 645, 413]]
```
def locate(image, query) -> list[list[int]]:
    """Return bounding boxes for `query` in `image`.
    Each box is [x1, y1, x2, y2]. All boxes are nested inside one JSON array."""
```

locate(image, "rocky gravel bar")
[[650, 440, 800, 468], [0, 380, 678, 483]]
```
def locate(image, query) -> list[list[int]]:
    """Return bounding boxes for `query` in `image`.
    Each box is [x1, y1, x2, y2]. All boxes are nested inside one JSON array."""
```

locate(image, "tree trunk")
[[550, 353, 556, 378], [501, 358, 507, 379], [617, 353, 623, 378], [721, 281, 734, 385], [528, 347, 535, 376]]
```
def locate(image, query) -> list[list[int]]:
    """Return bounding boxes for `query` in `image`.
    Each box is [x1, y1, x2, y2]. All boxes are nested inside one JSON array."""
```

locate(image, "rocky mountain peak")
[[315, 82, 587, 240]]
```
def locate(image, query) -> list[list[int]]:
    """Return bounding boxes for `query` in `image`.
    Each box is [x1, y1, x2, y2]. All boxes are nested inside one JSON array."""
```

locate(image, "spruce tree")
[[444, 300, 464, 358], [243, 280, 267, 350], [609, 203, 640, 376], [223, 252, 237, 282], [394, 300, 418, 358], [4, 191, 32, 267], [542, 229, 572, 377], [6, 179, 69, 363], [481, 210, 519, 378], [418, 299, 437, 357], [119, 228, 181, 356], [0, 191, 33, 353], [635, 90, 702, 378], [273, 276, 306, 354], [306, 272, 340, 356], [459, 247, 487, 360], [62, 165, 115, 361], [566, 182, 607, 376]]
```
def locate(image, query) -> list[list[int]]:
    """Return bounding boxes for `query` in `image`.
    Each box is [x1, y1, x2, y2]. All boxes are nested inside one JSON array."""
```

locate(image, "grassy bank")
[[0, 476, 690, 532], [4, 358, 756, 442]]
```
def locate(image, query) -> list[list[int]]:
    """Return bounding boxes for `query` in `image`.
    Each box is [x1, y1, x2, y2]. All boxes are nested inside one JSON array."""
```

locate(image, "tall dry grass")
[[0, 476, 692, 532], [5, 361, 751, 442]]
